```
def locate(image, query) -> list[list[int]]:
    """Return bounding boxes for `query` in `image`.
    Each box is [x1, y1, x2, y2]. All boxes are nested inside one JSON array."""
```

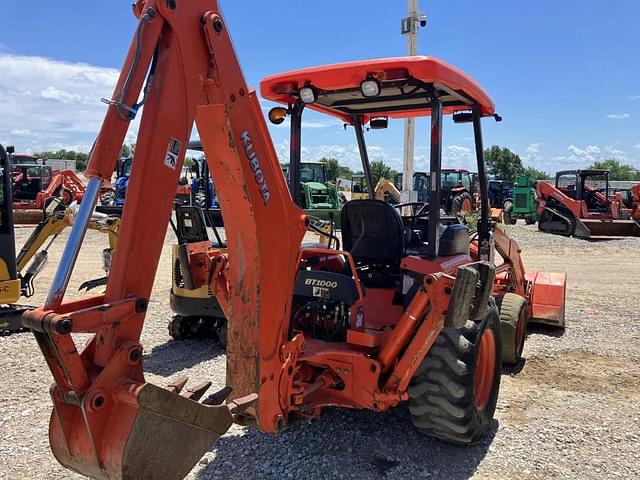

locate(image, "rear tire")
[[408, 303, 502, 444], [502, 200, 517, 225], [495, 293, 528, 365], [451, 192, 473, 218], [524, 215, 536, 225]]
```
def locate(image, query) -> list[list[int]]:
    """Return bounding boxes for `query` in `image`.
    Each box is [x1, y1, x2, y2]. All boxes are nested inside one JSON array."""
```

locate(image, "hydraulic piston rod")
[[44, 177, 102, 309]]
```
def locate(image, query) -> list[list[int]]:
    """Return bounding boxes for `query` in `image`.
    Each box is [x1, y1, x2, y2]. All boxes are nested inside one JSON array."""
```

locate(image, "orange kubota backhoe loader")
[[24, 2, 565, 479]]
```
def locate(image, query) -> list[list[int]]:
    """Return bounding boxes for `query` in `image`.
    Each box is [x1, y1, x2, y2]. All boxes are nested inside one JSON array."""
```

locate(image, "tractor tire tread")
[[408, 304, 501, 445], [495, 293, 528, 365]]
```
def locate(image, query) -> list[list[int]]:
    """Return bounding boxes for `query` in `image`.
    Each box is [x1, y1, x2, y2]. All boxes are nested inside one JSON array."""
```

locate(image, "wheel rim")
[[462, 197, 472, 213], [474, 328, 496, 411]]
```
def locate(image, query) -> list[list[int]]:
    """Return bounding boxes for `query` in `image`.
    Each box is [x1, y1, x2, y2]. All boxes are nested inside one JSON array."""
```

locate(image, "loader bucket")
[[490, 208, 503, 222], [47, 383, 245, 480], [574, 218, 640, 239], [525, 271, 567, 328]]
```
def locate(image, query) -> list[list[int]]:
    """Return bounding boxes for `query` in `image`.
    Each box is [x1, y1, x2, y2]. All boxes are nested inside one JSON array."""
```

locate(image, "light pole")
[[400, 0, 427, 202]]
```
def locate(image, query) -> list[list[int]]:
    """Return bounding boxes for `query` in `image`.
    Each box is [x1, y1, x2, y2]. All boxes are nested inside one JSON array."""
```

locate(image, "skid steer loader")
[[24, 3, 565, 479], [537, 169, 640, 238]]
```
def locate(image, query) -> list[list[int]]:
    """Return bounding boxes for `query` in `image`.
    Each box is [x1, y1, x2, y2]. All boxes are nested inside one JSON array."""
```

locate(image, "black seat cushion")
[[341, 199, 405, 267], [439, 224, 470, 256]]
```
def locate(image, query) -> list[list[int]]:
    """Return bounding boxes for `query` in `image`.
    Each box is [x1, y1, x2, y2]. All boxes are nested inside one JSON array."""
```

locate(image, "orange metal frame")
[[12, 168, 87, 209], [261, 56, 495, 123], [536, 179, 618, 220]]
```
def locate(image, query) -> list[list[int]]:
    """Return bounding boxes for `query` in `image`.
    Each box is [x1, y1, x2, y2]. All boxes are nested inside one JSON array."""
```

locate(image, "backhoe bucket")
[[48, 383, 248, 480], [525, 271, 567, 328], [575, 218, 640, 239]]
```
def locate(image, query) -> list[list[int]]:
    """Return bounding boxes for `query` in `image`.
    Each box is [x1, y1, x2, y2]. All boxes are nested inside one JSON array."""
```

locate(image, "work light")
[[299, 86, 317, 104], [360, 79, 381, 97]]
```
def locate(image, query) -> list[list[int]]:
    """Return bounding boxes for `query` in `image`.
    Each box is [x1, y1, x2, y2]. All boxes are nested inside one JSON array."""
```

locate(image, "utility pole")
[[400, 0, 427, 202]]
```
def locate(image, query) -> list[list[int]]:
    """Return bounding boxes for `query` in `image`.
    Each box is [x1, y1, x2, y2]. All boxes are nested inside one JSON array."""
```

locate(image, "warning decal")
[[164, 138, 182, 170]]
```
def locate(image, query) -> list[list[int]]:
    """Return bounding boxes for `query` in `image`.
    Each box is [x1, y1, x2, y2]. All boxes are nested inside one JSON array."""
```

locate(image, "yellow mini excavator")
[[1, 144, 120, 333]]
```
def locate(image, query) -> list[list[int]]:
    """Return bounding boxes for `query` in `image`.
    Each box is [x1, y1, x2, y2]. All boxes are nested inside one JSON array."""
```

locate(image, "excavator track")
[[538, 207, 575, 236]]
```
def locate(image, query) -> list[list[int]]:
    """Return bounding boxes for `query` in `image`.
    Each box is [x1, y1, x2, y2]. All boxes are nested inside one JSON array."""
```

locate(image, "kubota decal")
[[240, 130, 271, 204]]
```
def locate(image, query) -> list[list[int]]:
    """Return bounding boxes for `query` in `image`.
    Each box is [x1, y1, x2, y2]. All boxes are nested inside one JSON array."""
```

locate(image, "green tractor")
[[290, 162, 342, 225], [509, 175, 538, 225]]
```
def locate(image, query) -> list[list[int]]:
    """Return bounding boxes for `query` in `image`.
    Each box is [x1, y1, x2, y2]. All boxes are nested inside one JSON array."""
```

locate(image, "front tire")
[[408, 303, 502, 444], [495, 293, 528, 365]]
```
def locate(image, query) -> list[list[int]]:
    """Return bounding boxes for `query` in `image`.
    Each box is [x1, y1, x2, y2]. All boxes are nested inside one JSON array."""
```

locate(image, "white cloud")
[[0, 53, 129, 153], [627, 95, 640, 101], [585, 145, 601, 154], [10, 128, 33, 137], [443, 145, 475, 170], [635, 143, 640, 150], [40, 86, 88, 104], [553, 144, 635, 169], [606, 113, 631, 119], [0, 42, 10, 52], [527, 143, 541, 155], [275, 139, 403, 172]]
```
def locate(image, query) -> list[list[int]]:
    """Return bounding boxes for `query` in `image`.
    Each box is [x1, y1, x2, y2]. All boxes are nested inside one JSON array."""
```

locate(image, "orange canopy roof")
[[260, 56, 495, 124]]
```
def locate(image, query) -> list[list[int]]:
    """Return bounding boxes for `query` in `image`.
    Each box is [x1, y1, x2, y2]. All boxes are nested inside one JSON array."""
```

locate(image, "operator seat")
[[341, 200, 405, 286]]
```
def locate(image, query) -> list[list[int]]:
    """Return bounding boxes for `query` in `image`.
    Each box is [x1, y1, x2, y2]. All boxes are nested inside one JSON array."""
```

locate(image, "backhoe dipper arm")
[[15, 213, 71, 272], [24, 2, 306, 479]]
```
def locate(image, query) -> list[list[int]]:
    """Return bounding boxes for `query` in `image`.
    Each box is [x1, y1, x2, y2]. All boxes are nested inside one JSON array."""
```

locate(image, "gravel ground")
[[1, 223, 639, 479]]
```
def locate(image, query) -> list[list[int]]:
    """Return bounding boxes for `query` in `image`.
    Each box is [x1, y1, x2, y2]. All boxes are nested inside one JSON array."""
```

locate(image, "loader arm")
[[24, 1, 305, 478], [374, 178, 401, 204]]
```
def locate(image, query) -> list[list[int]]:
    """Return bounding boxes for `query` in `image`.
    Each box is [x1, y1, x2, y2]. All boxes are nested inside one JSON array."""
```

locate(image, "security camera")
[[419, 14, 427, 27]]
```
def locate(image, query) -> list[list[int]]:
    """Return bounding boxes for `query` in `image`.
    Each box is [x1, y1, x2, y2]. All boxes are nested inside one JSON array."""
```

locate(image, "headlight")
[[299, 86, 317, 104], [360, 79, 381, 97]]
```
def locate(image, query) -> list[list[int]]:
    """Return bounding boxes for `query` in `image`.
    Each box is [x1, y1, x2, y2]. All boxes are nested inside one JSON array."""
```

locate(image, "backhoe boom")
[[25, 1, 304, 478]]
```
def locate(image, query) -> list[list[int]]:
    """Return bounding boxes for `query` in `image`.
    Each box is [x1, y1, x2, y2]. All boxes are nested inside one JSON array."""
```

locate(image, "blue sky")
[[0, 0, 638, 174]]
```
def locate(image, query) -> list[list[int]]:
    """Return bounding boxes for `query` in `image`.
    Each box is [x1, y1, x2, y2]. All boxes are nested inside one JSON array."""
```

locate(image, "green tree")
[[370, 161, 398, 186], [319, 157, 340, 181], [316, 157, 355, 181], [588, 159, 640, 181], [484, 145, 549, 182], [521, 166, 549, 181], [484, 146, 523, 182], [36, 149, 89, 172], [337, 165, 354, 180]]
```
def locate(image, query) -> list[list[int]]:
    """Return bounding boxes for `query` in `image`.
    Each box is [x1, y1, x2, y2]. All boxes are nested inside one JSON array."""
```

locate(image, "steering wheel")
[[393, 202, 430, 228]]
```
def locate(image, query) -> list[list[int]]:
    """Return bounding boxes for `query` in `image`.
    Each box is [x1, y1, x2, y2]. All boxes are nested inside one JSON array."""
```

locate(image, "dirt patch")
[[520, 351, 640, 397]]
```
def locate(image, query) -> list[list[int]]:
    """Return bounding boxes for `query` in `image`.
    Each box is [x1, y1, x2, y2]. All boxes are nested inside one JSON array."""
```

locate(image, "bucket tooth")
[[166, 376, 188, 394], [227, 393, 259, 414], [182, 381, 212, 401], [202, 386, 233, 406]]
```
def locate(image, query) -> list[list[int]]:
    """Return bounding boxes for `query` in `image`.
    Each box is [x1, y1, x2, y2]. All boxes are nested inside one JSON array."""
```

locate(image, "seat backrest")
[[341, 199, 405, 267]]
